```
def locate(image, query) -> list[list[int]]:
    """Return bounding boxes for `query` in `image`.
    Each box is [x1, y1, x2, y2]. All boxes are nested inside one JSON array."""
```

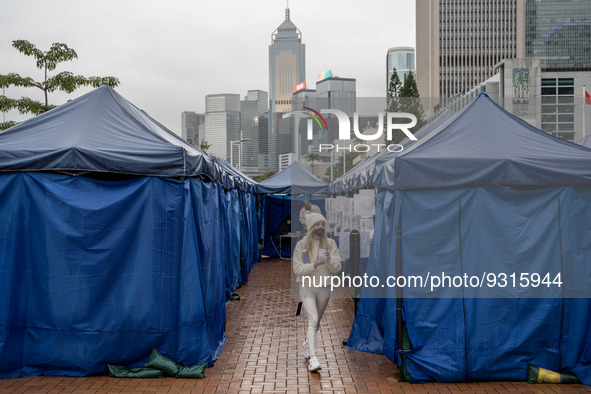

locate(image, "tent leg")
[[396, 216, 404, 378]]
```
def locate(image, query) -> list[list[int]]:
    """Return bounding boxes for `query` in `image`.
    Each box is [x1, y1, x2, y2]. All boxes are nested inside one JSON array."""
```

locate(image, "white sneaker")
[[308, 357, 322, 372], [302, 341, 310, 359]]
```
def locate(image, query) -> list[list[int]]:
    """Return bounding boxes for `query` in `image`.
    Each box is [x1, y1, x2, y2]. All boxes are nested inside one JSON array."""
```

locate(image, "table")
[[278, 233, 302, 259]]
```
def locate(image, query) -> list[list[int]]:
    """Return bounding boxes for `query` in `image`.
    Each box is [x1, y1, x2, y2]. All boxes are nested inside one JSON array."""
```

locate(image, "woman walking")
[[292, 212, 342, 372]]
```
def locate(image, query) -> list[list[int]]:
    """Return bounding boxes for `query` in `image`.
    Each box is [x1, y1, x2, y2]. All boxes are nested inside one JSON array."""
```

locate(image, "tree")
[[199, 139, 211, 152], [386, 67, 403, 113], [325, 151, 360, 180], [399, 72, 426, 131], [0, 40, 119, 129], [385, 69, 406, 142], [306, 152, 320, 174], [385, 69, 426, 142]]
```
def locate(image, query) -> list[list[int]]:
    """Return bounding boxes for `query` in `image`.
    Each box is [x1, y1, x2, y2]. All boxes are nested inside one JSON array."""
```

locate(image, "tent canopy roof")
[[215, 158, 258, 193], [256, 161, 329, 195], [0, 86, 254, 189], [332, 110, 456, 193], [376, 94, 591, 190], [577, 135, 591, 149]]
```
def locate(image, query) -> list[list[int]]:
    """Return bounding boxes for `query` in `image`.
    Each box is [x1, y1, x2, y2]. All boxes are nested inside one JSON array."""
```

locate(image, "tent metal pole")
[[583, 85, 586, 138], [396, 215, 403, 358]]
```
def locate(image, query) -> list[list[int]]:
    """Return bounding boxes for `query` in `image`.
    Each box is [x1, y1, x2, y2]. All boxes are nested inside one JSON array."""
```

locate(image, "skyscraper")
[[416, 0, 526, 101], [269, 5, 305, 171], [387, 47, 415, 89], [291, 73, 357, 178], [240, 90, 268, 174], [204, 94, 240, 161], [525, 0, 591, 71], [181, 111, 204, 146], [418, 0, 591, 141], [316, 74, 357, 118]]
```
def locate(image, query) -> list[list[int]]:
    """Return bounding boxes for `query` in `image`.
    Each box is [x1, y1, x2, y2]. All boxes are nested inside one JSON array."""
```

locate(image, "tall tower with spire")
[[268, 4, 305, 171]]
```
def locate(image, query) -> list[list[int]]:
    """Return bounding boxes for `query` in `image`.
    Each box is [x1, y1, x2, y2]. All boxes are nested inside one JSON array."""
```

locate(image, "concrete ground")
[[1, 258, 590, 393]]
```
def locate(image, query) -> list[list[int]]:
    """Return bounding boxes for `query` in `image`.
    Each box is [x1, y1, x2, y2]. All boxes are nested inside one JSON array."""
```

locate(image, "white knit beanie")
[[305, 212, 326, 231]]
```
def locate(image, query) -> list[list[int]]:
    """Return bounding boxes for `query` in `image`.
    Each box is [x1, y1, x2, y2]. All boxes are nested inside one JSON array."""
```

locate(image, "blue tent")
[[256, 162, 328, 258], [256, 161, 330, 195], [215, 158, 258, 194], [347, 94, 591, 384], [0, 86, 257, 378], [331, 110, 455, 194], [0, 86, 224, 182], [376, 96, 591, 190]]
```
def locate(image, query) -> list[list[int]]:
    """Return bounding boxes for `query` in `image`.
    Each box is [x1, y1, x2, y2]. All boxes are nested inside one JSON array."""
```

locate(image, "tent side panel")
[[0, 173, 214, 378], [461, 187, 564, 380], [399, 187, 591, 382], [188, 179, 228, 362], [347, 191, 399, 358], [560, 187, 591, 385]]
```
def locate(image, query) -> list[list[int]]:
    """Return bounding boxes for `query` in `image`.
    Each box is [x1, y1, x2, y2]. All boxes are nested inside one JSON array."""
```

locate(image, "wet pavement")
[[1, 258, 590, 393]]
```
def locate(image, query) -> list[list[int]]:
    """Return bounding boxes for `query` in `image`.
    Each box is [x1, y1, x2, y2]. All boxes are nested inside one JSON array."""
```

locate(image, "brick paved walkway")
[[1, 258, 590, 393]]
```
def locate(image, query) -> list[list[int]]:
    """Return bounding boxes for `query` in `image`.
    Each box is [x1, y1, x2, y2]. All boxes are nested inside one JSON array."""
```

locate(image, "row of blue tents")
[[1, 86, 590, 384], [339, 94, 591, 385], [0, 86, 260, 378], [239, 93, 591, 384]]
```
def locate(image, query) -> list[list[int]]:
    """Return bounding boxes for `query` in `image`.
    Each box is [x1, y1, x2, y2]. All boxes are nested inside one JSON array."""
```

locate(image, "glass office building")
[[181, 111, 204, 146], [525, 0, 591, 71], [316, 76, 357, 118], [204, 94, 240, 162], [240, 90, 268, 172], [416, 0, 526, 100], [387, 47, 415, 89]]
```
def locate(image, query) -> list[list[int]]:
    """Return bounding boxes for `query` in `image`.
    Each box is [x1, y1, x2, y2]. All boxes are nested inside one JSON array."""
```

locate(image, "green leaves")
[[386, 70, 425, 133], [1, 39, 120, 123], [1, 96, 48, 115], [307, 153, 320, 163], [199, 140, 211, 151], [11, 40, 44, 68], [0, 121, 19, 130], [0, 73, 41, 89], [47, 72, 89, 93], [44, 42, 78, 71], [87, 76, 120, 88], [15, 97, 49, 115], [12, 40, 78, 71], [387, 68, 403, 113], [0, 95, 47, 130], [399, 73, 425, 131], [0, 95, 18, 112], [46, 73, 120, 93]]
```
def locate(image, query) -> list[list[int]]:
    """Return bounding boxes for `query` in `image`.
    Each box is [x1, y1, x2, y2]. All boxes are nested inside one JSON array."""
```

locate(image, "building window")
[[540, 78, 575, 141]]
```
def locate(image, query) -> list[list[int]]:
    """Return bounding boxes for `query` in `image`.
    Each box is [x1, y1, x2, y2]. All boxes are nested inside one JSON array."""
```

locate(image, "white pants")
[[300, 285, 331, 358]]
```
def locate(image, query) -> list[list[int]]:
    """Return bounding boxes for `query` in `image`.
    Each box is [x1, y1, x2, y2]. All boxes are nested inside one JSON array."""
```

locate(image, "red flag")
[[586, 88, 591, 105]]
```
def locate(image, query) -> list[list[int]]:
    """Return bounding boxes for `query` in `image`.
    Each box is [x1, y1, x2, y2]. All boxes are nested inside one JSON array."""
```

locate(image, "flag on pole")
[[585, 87, 589, 138]]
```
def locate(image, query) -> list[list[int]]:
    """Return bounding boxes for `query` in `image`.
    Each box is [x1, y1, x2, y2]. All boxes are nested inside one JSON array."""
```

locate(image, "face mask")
[[313, 227, 325, 236]]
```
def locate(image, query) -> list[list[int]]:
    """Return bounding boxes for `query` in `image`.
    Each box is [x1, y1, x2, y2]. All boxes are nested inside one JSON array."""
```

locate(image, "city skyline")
[[0, 0, 415, 136]]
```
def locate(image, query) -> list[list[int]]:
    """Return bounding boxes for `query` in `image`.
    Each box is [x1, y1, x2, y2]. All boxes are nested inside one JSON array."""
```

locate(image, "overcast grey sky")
[[0, 0, 415, 135]]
